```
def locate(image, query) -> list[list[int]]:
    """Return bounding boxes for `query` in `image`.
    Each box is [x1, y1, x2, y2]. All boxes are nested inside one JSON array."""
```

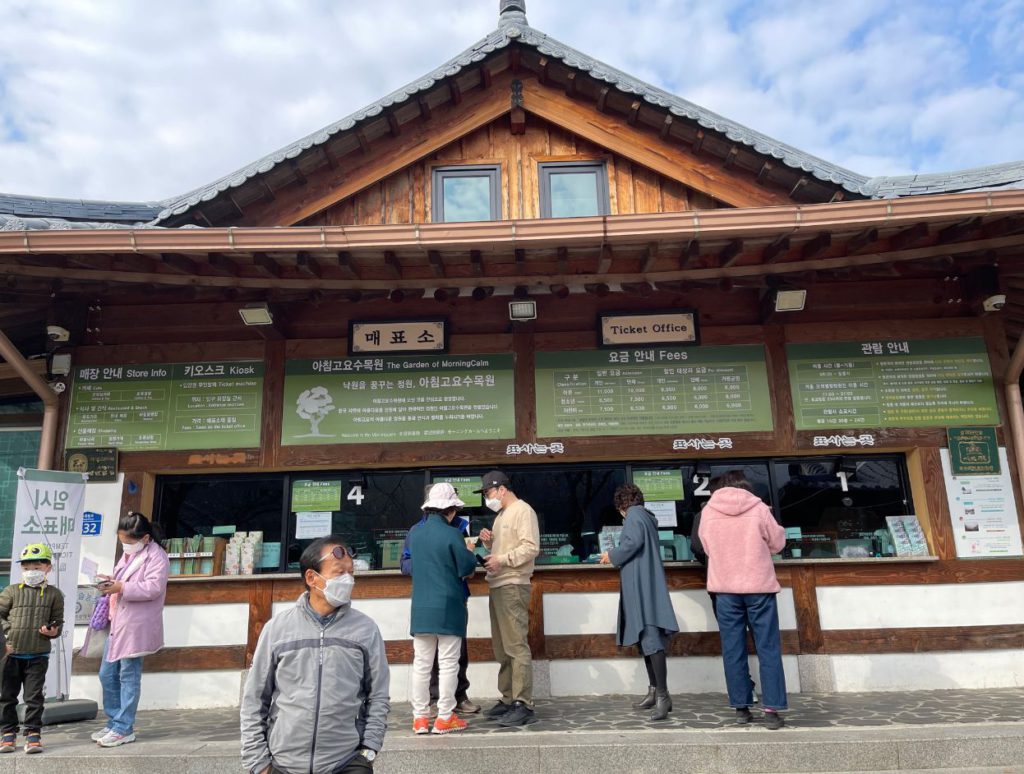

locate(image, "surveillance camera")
[[48, 380, 66, 394], [983, 294, 1006, 312], [46, 325, 70, 342]]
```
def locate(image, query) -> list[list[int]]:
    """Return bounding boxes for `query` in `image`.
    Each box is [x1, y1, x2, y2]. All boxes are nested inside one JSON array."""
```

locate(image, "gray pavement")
[[0, 689, 1021, 773]]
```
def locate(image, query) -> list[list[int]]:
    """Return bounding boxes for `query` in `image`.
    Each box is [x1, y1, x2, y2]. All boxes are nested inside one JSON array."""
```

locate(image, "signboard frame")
[[348, 318, 449, 356], [597, 308, 700, 349]]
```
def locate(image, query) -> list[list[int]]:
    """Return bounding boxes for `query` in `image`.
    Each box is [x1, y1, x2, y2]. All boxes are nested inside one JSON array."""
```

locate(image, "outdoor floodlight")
[[239, 303, 274, 326]]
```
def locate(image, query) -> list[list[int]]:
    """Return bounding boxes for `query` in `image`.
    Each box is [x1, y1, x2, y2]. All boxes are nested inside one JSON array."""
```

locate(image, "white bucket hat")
[[422, 482, 466, 511]]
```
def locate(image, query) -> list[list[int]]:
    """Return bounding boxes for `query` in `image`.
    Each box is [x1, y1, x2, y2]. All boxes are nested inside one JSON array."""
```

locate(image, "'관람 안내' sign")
[[599, 310, 699, 347]]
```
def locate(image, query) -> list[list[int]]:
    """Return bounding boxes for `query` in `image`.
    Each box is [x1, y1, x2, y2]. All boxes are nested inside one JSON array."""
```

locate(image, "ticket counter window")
[[773, 457, 910, 559]]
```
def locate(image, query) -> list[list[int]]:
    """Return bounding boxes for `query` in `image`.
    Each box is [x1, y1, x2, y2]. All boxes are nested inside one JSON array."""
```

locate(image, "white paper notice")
[[647, 501, 678, 528], [295, 511, 333, 539], [80, 557, 99, 584], [941, 447, 1024, 558]]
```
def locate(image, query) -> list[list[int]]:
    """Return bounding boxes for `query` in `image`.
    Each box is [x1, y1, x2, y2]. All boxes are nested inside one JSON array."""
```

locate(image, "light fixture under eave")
[[508, 300, 537, 321], [773, 289, 807, 312], [239, 302, 274, 326]]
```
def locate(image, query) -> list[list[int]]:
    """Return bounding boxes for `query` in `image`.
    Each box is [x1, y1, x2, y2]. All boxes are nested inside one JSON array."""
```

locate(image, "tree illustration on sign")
[[295, 386, 335, 437]]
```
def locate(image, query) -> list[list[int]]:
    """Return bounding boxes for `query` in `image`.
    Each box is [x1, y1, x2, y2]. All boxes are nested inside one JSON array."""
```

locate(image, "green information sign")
[[534, 345, 773, 437], [67, 362, 264, 451], [291, 480, 343, 511], [282, 354, 515, 445], [787, 337, 999, 430], [947, 426, 1001, 475], [632, 469, 685, 501], [432, 476, 483, 508]]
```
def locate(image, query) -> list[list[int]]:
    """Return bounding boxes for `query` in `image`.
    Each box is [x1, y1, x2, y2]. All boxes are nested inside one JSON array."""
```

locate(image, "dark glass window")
[[432, 165, 501, 222], [539, 161, 610, 218]]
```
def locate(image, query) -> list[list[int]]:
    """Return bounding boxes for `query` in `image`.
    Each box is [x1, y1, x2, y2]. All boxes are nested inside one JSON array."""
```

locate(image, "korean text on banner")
[[12, 468, 88, 701]]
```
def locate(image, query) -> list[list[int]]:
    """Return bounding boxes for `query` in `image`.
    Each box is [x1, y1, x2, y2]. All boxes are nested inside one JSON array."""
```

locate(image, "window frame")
[[538, 160, 610, 218], [431, 164, 502, 223]]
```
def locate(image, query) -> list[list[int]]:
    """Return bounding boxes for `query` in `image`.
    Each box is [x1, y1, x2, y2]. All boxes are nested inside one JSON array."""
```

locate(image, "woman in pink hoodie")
[[698, 471, 788, 729]]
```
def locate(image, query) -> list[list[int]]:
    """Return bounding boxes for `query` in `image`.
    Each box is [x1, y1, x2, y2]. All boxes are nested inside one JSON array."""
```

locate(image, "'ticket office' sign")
[[599, 310, 700, 348]]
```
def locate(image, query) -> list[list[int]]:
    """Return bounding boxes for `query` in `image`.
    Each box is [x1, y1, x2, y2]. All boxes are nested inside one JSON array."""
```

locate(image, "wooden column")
[[790, 565, 824, 654], [245, 581, 274, 668], [260, 338, 285, 469]]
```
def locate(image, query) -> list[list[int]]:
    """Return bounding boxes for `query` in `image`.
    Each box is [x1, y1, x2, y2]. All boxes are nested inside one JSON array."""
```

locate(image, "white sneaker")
[[90, 727, 112, 742], [97, 730, 136, 748]]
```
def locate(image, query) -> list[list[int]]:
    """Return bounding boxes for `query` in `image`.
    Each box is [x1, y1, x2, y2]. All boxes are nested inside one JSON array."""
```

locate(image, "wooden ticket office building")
[[2, 1, 1023, 707]]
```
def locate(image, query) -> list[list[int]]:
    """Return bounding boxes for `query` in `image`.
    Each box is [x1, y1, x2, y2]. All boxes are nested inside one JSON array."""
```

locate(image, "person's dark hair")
[[118, 511, 163, 548], [300, 534, 350, 591], [613, 483, 645, 511], [709, 470, 753, 493]]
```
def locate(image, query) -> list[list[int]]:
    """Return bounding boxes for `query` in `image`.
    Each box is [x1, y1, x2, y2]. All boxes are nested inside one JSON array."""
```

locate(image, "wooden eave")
[[161, 44, 854, 229], [2, 191, 1023, 294]]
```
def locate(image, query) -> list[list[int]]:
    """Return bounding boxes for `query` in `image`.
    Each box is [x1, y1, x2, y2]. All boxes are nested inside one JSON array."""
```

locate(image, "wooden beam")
[[252, 252, 281, 278], [801, 232, 832, 261], [845, 227, 880, 254], [537, 57, 550, 85], [757, 160, 773, 184], [789, 177, 809, 198], [514, 248, 526, 275], [829, 190, 845, 203], [509, 45, 521, 74], [259, 180, 275, 203], [564, 71, 577, 98], [383, 251, 402, 278], [691, 129, 705, 154], [641, 242, 660, 273], [294, 251, 317, 278], [938, 216, 982, 244], [557, 246, 569, 274], [337, 251, 359, 279], [227, 195, 245, 219], [723, 145, 739, 169], [206, 252, 240, 277], [288, 160, 307, 186], [241, 77, 514, 225], [679, 239, 700, 269], [386, 112, 400, 138], [762, 235, 791, 264], [520, 81, 788, 207], [449, 79, 462, 105], [627, 100, 642, 126], [889, 222, 929, 251], [597, 245, 613, 274], [718, 239, 744, 268], [304, 253, 336, 278], [111, 254, 157, 273], [428, 250, 445, 278], [417, 96, 432, 121], [160, 253, 199, 275], [470, 250, 484, 277], [320, 145, 338, 170], [479, 64, 492, 88], [659, 114, 674, 140], [596, 86, 610, 113]]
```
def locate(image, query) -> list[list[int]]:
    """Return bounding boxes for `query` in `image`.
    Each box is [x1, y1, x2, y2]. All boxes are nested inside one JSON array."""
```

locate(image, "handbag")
[[90, 593, 110, 630], [80, 625, 109, 659]]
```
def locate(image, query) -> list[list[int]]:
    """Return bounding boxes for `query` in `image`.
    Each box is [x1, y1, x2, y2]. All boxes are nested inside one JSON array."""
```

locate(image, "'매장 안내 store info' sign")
[[534, 345, 773, 437], [787, 337, 998, 430], [67, 362, 264, 451], [940, 447, 1023, 558], [282, 354, 515, 444]]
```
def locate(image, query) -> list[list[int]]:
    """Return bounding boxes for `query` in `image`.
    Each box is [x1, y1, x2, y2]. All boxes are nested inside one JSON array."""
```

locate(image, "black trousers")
[[271, 754, 372, 774], [429, 635, 470, 703], [0, 656, 48, 733]]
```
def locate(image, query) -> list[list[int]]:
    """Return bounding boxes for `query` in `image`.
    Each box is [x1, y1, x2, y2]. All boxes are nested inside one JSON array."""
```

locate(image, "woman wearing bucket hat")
[[408, 483, 478, 735]]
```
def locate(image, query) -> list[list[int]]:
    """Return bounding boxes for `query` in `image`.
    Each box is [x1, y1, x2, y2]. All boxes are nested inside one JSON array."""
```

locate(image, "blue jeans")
[[98, 639, 144, 735], [715, 593, 788, 711]]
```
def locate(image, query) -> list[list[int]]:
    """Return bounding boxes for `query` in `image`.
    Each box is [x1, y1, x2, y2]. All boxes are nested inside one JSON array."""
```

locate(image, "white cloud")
[[0, 0, 1021, 202]]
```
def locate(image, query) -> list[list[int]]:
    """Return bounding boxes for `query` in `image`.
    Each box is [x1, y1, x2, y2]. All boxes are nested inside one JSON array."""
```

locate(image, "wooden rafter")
[[641, 242, 660, 273], [160, 253, 199, 275], [383, 251, 402, 278], [253, 252, 281, 278], [889, 222, 929, 251], [801, 232, 832, 261], [207, 253, 240, 277], [718, 239, 744, 267], [597, 245, 613, 274], [762, 235, 791, 264], [428, 250, 446, 278], [470, 250, 484, 277], [845, 227, 880, 254], [679, 240, 700, 269], [337, 251, 359, 279]]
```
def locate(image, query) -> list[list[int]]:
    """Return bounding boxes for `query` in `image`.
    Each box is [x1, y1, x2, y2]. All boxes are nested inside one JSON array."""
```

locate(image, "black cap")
[[472, 470, 511, 494]]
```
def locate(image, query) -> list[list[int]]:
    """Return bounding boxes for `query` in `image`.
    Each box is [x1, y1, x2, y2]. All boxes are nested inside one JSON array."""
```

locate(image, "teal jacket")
[[409, 514, 478, 637]]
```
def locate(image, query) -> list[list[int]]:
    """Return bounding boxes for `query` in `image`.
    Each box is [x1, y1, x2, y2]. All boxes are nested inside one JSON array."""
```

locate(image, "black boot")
[[632, 686, 657, 710], [649, 691, 672, 721]]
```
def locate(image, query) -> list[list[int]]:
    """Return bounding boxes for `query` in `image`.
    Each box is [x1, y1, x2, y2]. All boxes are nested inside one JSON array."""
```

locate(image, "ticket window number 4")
[[347, 485, 365, 506]]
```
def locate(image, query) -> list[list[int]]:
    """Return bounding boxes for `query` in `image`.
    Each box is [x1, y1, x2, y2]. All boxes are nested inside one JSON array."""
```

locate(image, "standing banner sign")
[[12, 468, 88, 700]]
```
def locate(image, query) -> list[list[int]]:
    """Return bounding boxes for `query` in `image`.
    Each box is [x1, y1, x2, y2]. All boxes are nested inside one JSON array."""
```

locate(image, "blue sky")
[[0, 0, 1021, 202]]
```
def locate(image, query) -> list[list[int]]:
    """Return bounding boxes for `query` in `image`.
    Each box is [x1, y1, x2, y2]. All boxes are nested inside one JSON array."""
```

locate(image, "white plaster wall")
[[544, 589, 797, 635], [164, 603, 248, 647], [71, 670, 242, 709], [550, 655, 801, 697], [829, 650, 1024, 691], [817, 582, 1024, 630]]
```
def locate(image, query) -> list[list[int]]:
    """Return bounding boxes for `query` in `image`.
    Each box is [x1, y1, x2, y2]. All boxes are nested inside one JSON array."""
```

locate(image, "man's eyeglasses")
[[319, 545, 351, 563]]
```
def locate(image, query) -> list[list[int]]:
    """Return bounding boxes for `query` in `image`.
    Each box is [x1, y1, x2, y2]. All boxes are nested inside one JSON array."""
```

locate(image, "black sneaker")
[[735, 707, 753, 725], [496, 700, 535, 727], [764, 711, 784, 730], [484, 701, 512, 718]]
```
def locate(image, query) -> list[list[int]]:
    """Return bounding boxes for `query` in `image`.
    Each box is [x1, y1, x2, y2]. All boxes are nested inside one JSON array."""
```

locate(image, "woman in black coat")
[[600, 484, 679, 720]]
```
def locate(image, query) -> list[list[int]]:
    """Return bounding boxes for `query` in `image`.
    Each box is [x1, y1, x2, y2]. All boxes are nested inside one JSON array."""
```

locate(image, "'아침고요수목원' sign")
[[67, 362, 264, 451], [787, 337, 999, 430], [282, 354, 515, 444], [534, 345, 773, 437]]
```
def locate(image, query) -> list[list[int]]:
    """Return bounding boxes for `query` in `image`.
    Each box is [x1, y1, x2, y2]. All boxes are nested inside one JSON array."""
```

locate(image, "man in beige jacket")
[[475, 470, 539, 727]]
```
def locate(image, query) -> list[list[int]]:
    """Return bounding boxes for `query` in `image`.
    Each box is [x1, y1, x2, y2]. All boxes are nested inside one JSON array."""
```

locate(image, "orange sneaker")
[[431, 713, 468, 734], [412, 716, 430, 735]]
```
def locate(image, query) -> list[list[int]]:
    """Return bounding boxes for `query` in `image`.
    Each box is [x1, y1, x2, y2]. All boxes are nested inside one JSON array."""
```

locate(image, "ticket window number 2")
[[692, 474, 711, 498]]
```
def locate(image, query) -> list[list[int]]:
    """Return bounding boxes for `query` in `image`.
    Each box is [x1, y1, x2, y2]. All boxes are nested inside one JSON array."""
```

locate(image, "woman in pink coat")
[[698, 471, 787, 730], [92, 512, 170, 748]]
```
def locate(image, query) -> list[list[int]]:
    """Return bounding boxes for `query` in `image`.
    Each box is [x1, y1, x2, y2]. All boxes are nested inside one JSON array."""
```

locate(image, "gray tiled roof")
[[3, 7, 1024, 231], [0, 213, 162, 231], [0, 192, 161, 223]]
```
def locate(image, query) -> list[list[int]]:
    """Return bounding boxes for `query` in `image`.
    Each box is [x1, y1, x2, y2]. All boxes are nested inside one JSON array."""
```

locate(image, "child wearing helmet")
[[0, 543, 65, 754]]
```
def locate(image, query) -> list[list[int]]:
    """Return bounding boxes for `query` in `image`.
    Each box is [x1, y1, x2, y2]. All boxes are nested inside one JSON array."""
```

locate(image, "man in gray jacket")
[[241, 535, 390, 774]]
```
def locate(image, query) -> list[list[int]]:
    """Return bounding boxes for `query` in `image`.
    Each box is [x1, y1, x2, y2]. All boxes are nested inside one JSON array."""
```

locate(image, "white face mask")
[[485, 497, 502, 513], [21, 570, 46, 587], [122, 540, 146, 555], [315, 571, 354, 607]]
